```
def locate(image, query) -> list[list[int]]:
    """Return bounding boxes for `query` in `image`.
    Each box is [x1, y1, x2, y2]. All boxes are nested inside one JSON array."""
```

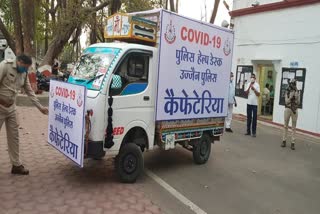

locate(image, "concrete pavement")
[[0, 107, 162, 214], [1, 105, 320, 214]]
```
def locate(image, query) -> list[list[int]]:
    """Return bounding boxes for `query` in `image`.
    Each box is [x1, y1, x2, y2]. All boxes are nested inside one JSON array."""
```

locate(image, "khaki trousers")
[[283, 108, 298, 144], [0, 108, 21, 166]]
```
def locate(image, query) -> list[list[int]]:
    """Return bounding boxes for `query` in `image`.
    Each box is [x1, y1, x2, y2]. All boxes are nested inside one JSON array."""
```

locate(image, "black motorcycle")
[[36, 70, 70, 91], [36, 71, 50, 91]]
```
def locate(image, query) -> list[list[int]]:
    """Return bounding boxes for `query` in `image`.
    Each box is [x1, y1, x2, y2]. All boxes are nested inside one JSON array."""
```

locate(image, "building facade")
[[230, 0, 320, 134]]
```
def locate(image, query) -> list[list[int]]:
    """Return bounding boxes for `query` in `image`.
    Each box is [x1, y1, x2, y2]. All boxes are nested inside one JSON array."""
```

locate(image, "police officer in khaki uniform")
[[282, 79, 300, 150], [0, 54, 48, 175]]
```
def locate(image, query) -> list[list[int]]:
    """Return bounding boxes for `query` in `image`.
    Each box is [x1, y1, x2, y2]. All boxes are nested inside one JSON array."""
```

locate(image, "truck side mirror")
[[111, 74, 122, 89]]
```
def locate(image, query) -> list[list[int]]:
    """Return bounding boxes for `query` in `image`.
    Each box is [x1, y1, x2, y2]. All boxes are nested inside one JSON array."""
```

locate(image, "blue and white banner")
[[47, 80, 86, 167], [156, 10, 234, 121]]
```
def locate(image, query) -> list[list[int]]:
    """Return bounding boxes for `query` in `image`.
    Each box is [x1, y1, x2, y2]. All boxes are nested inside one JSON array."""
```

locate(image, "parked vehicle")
[[36, 69, 69, 92], [0, 42, 15, 62], [66, 9, 234, 183], [36, 70, 51, 91]]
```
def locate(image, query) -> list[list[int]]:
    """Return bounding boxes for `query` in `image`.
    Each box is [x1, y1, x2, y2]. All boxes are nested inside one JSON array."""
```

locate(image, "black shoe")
[[291, 143, 295, 150], [245, 132, 251, 136], [281, 141, 286, 147], [11, 165, 29, 175], [225, 128, 233, 133]]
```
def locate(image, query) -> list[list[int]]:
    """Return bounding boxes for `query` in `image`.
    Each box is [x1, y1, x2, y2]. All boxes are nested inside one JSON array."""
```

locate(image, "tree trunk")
[[41, 28, 75, 66], [11, 0, 24, 55], [175, 0, 179, 13], [61, 0, 66, 9], [110, 0, 122, 15], [70, 27, 82, 47], [210, 0, 220, 24], [169, 0, 175, 12], [45, 0, 49, 53], [50, 0, 56, 28], [0, 18, 16, 53], [90, 0, 97, 44], [22, 0, 35, 56], [76, 40, 80, 61], [97, 9, 105, 42]]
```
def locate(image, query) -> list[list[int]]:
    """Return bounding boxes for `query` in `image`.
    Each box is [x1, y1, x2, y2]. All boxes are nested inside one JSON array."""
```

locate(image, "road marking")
[[145, 169, 207, 214]]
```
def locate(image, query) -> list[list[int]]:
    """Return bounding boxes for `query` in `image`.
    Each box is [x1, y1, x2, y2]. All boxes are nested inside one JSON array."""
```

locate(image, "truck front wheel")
[[192, 134, 212, 164], [116, 143, 144, 183]]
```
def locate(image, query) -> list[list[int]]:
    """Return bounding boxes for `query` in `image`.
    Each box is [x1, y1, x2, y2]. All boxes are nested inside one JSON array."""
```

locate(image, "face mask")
[[251, 78, 255, 83], [17, 66, 28, 73]]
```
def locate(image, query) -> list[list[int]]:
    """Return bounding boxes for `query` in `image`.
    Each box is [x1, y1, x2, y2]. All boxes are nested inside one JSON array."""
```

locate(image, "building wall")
[[317, 98, 320, 132], [231, 3, 320, 133], [233, 0, 281, 10]]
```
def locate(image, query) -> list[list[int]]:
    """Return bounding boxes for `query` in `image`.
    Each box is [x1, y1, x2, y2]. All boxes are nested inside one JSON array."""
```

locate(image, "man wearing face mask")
[[282, 79, 300, 150], [225, 72, 237, 132], [245, 73, 260, 137], [0, 54, 48, 175]]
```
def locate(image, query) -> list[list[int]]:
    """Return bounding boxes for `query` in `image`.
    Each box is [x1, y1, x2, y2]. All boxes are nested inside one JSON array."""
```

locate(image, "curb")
[[16, 92, 49, 107], [234, 114, 320, 139]]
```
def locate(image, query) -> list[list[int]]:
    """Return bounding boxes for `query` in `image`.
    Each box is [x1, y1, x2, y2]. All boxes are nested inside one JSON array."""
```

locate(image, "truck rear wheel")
[[192, 134, 212, 164], [116, 143, 144, 183]]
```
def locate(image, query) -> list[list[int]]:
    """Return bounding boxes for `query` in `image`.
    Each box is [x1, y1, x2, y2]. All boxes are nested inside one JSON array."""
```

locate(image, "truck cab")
[[68, 43, 157, 180]]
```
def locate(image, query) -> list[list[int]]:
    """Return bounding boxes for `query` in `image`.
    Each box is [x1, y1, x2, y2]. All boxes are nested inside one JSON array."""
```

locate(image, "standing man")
[[0, 54, 48, 175], [225, 72, 237, 132], [245, 73, 260, 137], [282, 79, 300, 150], [262, 83, 270, 115]]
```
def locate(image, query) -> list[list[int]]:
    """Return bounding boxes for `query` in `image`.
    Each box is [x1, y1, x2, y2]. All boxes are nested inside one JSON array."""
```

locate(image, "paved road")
[[1, 107, 319, 214], [142, 120, 320, 214]]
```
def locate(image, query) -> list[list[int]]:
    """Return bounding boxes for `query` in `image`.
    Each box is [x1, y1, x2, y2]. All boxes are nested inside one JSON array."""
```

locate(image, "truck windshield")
[[73, 53, 115, 79], [70, 47, 120, 90]]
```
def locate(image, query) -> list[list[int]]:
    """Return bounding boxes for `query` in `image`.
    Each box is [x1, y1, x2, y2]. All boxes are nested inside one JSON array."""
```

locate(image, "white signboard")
[[156, 10, 234, 121], [48, 80, 86, 167]]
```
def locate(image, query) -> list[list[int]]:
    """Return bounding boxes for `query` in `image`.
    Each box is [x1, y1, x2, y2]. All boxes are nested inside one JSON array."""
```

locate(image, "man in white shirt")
[[225, 72, 237, 132], [245, 73, 260, 137]]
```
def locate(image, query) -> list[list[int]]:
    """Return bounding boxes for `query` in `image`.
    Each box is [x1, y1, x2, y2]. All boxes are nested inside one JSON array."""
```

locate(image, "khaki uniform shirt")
[[285, 89, 300, 113], [0, 59, 43, 112]]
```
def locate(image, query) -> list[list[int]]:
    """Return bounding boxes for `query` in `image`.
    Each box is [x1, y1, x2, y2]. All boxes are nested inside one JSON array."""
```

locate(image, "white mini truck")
[[68, 9, 234, 182]]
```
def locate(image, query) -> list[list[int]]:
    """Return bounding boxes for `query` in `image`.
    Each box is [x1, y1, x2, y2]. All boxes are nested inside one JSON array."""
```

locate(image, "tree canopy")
[[0, 0, 182, 65]]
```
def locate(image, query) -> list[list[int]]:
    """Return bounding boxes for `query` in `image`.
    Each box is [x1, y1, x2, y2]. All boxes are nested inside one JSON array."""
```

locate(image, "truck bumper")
[[85, 141, 106, 159]]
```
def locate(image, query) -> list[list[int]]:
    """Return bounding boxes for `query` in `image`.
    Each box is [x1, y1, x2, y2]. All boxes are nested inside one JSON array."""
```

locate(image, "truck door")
[[107, 50, 155, 151]]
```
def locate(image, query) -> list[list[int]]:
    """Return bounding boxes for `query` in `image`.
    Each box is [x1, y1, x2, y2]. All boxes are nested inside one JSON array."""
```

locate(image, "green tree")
[[0, 0, 111, 65], [0, 0, 170, 66], [41, 0, 111, 65], [121, 0, 164, 13]]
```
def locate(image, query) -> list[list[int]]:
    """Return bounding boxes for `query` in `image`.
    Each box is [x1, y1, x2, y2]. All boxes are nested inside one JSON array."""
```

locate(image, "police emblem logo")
[[164, 20, 176, 44], [223, 38, 232, 56], [77, 90, 83, 107]]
